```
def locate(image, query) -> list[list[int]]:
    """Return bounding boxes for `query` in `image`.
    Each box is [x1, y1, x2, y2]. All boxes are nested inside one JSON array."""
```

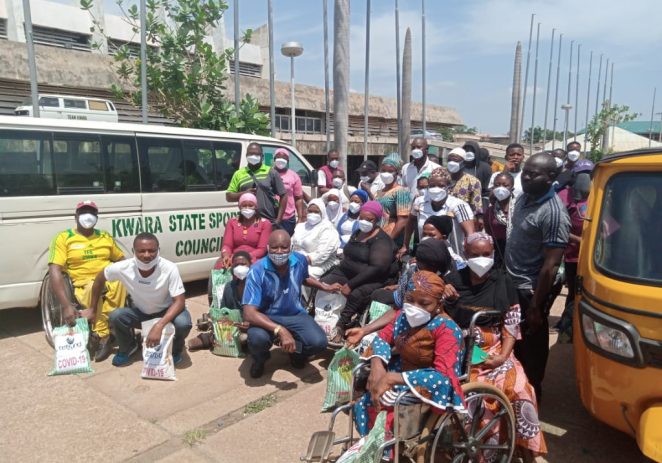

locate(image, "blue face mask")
[[268, 252, 290, 266]]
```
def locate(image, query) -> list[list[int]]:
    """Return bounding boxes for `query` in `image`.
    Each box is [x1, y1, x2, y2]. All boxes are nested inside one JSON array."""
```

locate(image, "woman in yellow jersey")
[[48, 200, 126, 361]]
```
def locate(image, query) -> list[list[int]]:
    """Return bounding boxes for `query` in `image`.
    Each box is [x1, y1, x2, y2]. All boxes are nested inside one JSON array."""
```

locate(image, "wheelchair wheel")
[[40, 273, 75, 348], [427, 382, 516, 463]]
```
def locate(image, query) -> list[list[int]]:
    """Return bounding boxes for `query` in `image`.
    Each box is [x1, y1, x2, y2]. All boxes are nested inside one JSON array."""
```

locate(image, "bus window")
[[52, 133, 104, 194], [102, 136, 140, 193], [260, 145, 311, 185], [213, 141, 242, 190], [39, 96, 60, 108], [64, 99, 87, 109], [182, 140, 216, 190], [89, 100, 109, 111], [0, 130, 54, 196], [139, 137, 185, 192]]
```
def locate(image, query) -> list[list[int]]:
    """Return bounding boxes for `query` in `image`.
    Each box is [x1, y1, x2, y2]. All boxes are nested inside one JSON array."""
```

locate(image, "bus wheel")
[[39, 273, 74, 348]]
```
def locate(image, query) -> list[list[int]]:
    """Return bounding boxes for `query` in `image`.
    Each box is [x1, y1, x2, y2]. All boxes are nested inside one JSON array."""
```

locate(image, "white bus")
[[0, 115, 316, 311], [15, 94, 120, 123]]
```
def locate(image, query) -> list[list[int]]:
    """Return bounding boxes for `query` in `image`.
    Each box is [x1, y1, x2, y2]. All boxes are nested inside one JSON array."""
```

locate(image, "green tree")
[[522, 126, 568, 144], [585, 103, 639, 161], [80, 0, 269, 135]]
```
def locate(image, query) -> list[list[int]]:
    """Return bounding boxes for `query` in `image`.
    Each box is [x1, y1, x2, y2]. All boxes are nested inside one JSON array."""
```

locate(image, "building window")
[[31, 25, 91, 52], [228, 60, 263, 78], [275, 115, 323, 134], [0, 19, 7, 39]]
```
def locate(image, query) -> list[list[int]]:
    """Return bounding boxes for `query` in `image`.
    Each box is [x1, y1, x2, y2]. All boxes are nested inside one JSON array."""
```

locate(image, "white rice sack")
[[355, 332, 377, 357], [314, 291, 346, 337], [141, 318, 176, 381], [49, 318, 94, 376]]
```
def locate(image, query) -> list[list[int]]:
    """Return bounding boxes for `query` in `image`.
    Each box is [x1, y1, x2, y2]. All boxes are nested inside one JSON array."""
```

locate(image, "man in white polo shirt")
[[89, 232, 191, 367], [400, 137, 440, 199]]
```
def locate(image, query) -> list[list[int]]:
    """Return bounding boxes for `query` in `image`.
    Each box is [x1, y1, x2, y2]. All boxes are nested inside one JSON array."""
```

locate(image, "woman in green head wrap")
[[374, 153, 410, 243]]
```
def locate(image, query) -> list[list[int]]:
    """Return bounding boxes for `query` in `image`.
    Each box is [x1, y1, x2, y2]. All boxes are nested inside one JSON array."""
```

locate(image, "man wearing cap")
[[446, 147, 484, 226], [227, 142, 288, 229], [317, 149, 345, 195], [48, 201, 127, 361], [355, 160, 381, 198], [272, 148, 304, 235], [400, 137, 440, 199]]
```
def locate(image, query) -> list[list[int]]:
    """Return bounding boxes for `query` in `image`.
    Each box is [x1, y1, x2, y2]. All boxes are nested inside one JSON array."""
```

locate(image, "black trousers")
[[321, 268, 393, 329], [513, 288, 549, 402], [370, 288, 396, 306]]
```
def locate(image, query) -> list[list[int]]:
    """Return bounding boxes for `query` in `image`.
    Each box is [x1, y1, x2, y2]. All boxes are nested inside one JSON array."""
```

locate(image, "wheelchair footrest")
[[301, 431, 336, 463]]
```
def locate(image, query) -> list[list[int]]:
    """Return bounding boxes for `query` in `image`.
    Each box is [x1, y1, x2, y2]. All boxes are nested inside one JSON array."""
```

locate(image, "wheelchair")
[[301, 310, 517, 463], [40, 272, 76, 347]]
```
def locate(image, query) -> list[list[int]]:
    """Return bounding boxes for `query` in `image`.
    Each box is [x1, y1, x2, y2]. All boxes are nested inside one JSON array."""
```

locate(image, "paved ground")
[[0, 281, 651, 462]]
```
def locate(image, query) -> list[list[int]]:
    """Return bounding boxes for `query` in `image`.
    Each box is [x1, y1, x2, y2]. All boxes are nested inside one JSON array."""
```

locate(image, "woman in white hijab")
[[322, 188, 344, 226], [292, 198, 340, 278]]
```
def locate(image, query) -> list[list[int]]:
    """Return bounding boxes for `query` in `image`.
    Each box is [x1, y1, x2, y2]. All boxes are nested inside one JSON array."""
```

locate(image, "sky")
[[104, 0, 662, 135]]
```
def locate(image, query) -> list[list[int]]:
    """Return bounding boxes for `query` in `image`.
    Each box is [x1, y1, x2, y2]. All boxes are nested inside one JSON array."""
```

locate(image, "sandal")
[[187, 332, 214, 351], [327, 326, 345, 348]]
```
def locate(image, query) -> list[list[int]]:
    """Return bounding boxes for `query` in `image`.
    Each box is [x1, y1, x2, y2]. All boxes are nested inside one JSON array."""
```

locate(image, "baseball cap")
[[356, 160, 378, 173], [448, 147, 467, 160], [75, 200, 98, 212], [572, 159, 594, 174]]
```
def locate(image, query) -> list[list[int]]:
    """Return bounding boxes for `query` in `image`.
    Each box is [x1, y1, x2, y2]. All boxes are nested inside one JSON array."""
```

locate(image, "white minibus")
[[0, 116, 316, 315], [15, 94, 120, 123]]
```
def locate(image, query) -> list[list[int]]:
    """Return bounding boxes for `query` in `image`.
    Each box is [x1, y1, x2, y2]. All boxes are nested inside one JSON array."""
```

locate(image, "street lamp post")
[[561, 104, 573, 148], [281, 42, 303, 148]]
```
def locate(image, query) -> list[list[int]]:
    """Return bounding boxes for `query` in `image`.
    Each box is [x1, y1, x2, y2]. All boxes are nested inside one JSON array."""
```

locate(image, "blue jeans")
[[274, 216, 297, 236], [247, 311, 327, 363], [109, 307, 192, 356]]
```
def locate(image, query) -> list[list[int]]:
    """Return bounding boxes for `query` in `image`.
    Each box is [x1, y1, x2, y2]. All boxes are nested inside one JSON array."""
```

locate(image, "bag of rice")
[[368, 301, 392, 324], [210, 307, 245, 358], [336, 411, 387, 463], [210, 269, 233, 308], [49, 318, 94, 376], [321, 346, 360, 412], [314, 291, 346, 337], [141, 318, 176, 381]]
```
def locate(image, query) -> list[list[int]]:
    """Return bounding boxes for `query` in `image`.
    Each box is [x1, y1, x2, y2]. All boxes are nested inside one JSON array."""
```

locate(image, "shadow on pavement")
[[540, 340, 652, 462], [237, 348, 331, 389]]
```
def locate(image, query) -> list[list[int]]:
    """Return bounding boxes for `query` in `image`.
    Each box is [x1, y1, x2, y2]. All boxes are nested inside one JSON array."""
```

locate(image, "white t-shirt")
[[411, 194, 474, 257], [400, 159, 441, 199], [489, 171, 523, 199], [104, 257, 185, 315]]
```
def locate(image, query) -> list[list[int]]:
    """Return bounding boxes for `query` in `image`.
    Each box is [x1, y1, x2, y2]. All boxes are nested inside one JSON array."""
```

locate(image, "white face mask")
[[332, 178, 344, 189], [447, 161, 461, 173], [417, 188, 428, 196], [567, 150, 581, 162], [241, 208, 256, 219], [411, 148, 424, 160], [380, 172, 395, 185], [326, 200, 339, 210], [134, 255, 159, 272], [358, 219, 374, 233], [403, 302, 432, 327], [274, 158, 288, 170], [78, 213, 98, 229], [329, 160, 340, 169], [306, 212, 322, 225], [348, 202, 361, 214], [232, 265, 250, 280], [465, 151, 476, 162], [421, 235, 432, 241], [554, 157, 564, 169], [359, 175, 371, 184], [467, 256, 495, 277], [493, 186, 511, 202], [247, 154, 261, 166], [428, 186, 447, 202]]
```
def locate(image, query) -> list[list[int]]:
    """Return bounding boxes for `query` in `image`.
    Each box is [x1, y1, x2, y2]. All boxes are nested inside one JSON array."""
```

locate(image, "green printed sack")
[[211, 307, 245, 358], [210, 269, 233, 308], [321, 347, 360, 412], [336, 411, 387, 463], [49, 318, 94, 376], [368, 301, 392, 323]]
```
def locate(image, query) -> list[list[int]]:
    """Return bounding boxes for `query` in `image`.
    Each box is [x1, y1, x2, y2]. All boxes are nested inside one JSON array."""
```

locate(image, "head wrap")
[[415, 239, 453, 275], [239, 192, 257, 206], [322, 189, 343, 224], [417, 171, 431, 180], [449, 147, 467, 160], [424, 215, 454, 236], [307, 198, 328, 221], [430, 167, 451, 183], [407, 270, 446, 300], [274, 147, 289, 159], [382, 152, 403, 169], [465, 231, 494, 246], [350, 189, 369, 204], [360, 200, 383, 219]]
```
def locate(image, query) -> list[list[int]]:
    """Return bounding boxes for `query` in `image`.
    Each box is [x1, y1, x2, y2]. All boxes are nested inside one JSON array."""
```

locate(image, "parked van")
[[0, 115, 316, 313], [573, 148, 662, 461], [15, 94, 119, 123]]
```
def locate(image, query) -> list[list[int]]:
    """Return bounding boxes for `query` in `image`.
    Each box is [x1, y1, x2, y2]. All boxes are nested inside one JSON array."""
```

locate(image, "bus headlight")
[[579, 301, 642, 366]]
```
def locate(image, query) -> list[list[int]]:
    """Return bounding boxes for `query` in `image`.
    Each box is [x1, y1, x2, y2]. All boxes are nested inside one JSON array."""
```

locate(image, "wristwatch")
[[273, 325, 282, 336]]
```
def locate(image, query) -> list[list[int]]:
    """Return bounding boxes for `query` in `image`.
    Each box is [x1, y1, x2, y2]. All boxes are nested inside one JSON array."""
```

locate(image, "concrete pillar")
[[91, 0, 108, 54], [509, 42, 522, 143], [400, 27, 412, 161], [333, 0, 350, 170], [211, 15, 227, 55], [5, 0, 26, 43]]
